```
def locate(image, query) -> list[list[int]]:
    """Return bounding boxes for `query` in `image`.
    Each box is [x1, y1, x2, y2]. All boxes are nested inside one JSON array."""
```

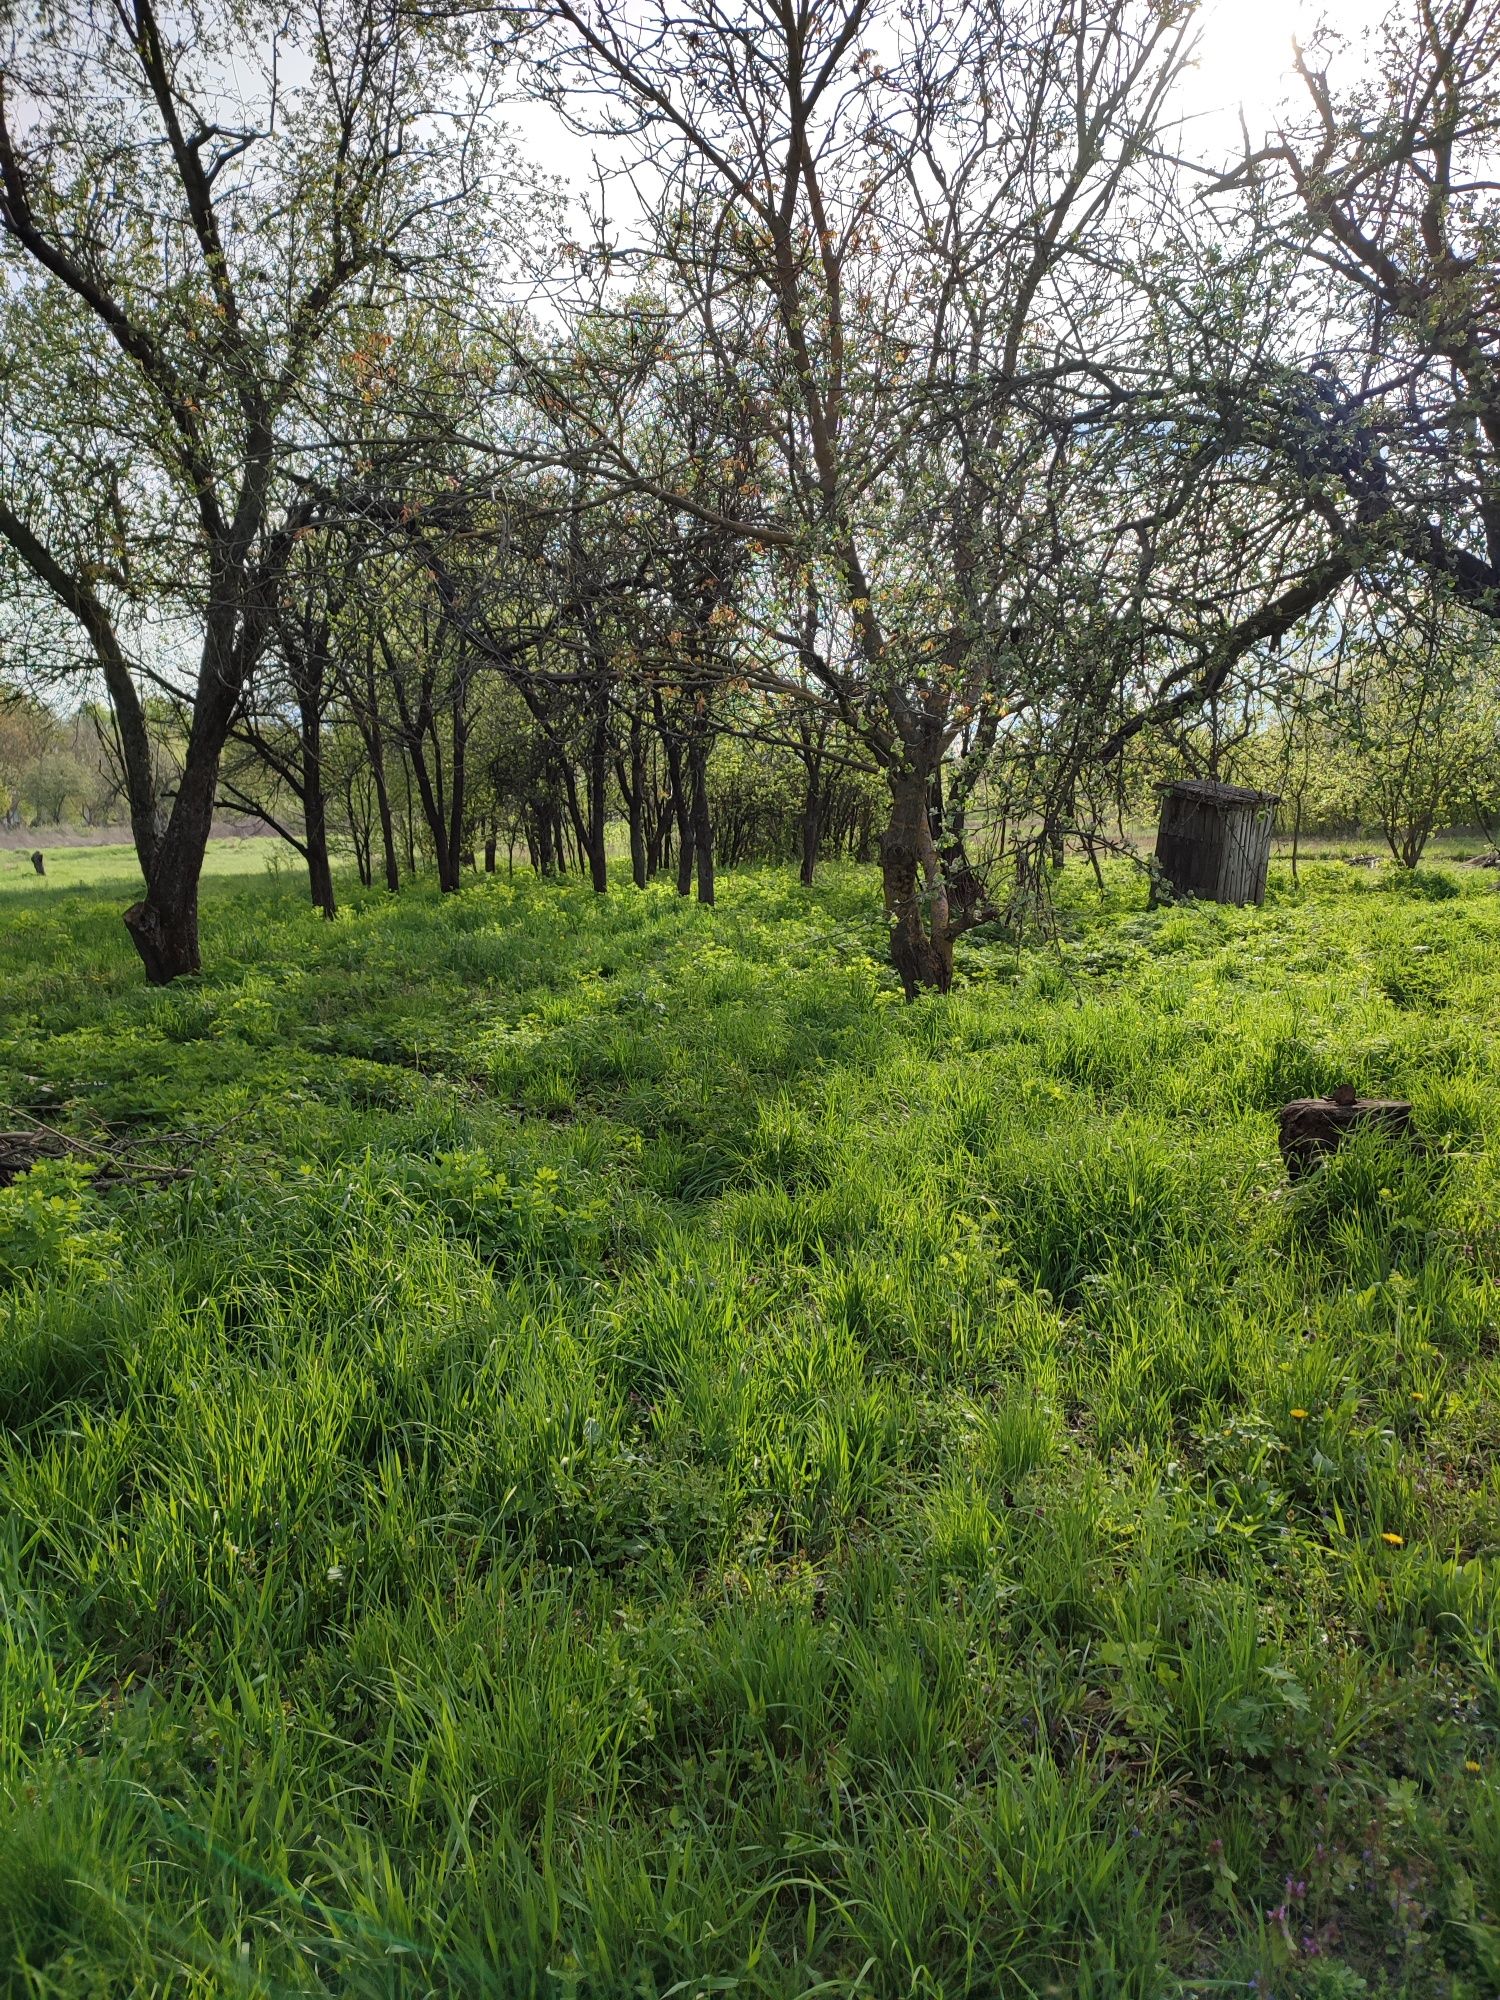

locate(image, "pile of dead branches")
[[0, 1106, 245, 1191]]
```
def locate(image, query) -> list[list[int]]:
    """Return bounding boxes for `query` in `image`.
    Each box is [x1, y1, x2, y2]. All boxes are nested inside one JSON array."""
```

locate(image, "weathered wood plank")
[[1155, 780, 1278, 907]]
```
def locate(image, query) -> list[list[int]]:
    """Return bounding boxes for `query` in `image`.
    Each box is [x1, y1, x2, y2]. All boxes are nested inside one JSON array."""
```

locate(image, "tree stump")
[[30, 850, 44, 876], [1278, 1087, 1413, 1177]]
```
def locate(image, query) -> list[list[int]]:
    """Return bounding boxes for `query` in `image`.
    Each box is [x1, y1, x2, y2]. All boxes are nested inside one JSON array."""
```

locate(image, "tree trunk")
[[402, 760, 418, 877], [675, 813, 694, 895], [587, 698, 610, 893], [362, 658, 400, 894], [445, 693, 468, 894], [561, 771, 589, 875], [124, 889, 201, 984], [349, 788, 371, 888], [799, 766, 822, 887], [666, 739, 693, 896], [295, 658, 335, 920], [121, 619, 243, 982], [123, 746, 218, 982], [880, 765, 952, 999], [408, 736, 457, 891], [855, 803, 873, 865], [374, 760, 399, 892], [690, 738, 714, 906], [393, 674, 459, 893], [484, 834, 497, 873], [112, 681, 165, 884], [625, 716, 649, 890], [305, 813, 335, 918]]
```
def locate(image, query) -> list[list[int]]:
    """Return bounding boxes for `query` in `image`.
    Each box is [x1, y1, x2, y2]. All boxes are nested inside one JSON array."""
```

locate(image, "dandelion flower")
[[1381, 1532, 1404, 1547], [1290, 1408, 1309, 1420], [1466, 1760, 1482, 1774]]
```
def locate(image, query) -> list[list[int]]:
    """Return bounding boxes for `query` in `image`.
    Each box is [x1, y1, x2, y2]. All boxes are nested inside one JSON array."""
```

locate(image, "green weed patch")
[[2, 860, 1499, 1995]]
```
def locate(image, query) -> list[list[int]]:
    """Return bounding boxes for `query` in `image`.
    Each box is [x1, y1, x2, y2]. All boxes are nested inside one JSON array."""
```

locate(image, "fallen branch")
[[0, 1103, 245, 1190]]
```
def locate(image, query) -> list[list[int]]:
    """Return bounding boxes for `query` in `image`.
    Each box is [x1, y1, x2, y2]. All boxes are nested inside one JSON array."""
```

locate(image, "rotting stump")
[[1278, 1085, 1413, 1178]]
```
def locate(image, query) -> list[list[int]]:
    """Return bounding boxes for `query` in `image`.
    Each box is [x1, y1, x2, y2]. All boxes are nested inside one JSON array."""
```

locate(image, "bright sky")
[[1181, 0, 1379, 159], [507, 0, 1388, 231]]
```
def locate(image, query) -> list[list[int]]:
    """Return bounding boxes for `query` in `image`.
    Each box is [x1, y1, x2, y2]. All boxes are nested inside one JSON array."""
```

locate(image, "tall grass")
[[2, 857, 1499, 1995]]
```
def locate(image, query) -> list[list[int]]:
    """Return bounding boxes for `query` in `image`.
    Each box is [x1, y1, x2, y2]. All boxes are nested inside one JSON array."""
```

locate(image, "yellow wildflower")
[[1381, 1533, 1405, 1547]]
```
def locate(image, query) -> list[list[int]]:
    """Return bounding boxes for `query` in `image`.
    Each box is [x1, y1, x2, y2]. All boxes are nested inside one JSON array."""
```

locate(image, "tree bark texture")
[[880, 764, 952, 998]]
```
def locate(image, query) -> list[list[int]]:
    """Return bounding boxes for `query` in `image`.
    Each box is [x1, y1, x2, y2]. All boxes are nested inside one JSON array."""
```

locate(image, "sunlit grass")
[[2, 856, 1499, 1996], [0, 834, 289, 900]]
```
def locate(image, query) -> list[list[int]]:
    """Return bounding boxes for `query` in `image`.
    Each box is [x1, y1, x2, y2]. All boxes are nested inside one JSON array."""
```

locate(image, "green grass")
[[3, 855, 1500, 1996], [0, 836, 290, 899]]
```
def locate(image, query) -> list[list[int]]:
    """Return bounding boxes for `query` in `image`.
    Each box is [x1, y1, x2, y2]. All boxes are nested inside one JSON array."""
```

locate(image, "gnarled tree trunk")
[[880, 764, 952, 998], [122, 619, 247, 982], [123, 752, 217, 982]]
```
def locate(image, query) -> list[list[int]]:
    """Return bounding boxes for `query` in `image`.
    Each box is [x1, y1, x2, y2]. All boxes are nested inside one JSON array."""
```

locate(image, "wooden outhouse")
[[1153, 779, 1279, 907]]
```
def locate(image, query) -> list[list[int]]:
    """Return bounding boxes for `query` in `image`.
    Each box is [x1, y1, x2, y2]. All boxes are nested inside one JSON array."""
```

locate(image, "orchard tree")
[[1215, 0, 1500, 624], [527, 0, 1197, 993], [1344, 577, 1500, 866], [220, 530, 353, 919], [0, 0, 506, 978]]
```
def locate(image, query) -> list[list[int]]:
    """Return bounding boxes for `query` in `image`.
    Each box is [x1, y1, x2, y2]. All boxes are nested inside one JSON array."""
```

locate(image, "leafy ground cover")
[[2, 858, 1499, 1997]]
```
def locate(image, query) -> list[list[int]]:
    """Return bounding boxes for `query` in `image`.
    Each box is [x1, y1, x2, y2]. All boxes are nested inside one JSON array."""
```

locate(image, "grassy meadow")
[[3, 854, 1500, 1996], [0, 836, 286, 899]]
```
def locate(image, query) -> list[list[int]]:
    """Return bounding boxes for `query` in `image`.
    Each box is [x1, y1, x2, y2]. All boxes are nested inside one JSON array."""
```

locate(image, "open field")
[[0, 837, 289, 900], [3, 824, 1493, 906], [3, 860, 1500, 1996]]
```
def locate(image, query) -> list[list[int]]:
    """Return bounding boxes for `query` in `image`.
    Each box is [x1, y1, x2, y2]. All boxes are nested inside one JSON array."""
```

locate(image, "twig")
[[0, 1102, 228, 1188]]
